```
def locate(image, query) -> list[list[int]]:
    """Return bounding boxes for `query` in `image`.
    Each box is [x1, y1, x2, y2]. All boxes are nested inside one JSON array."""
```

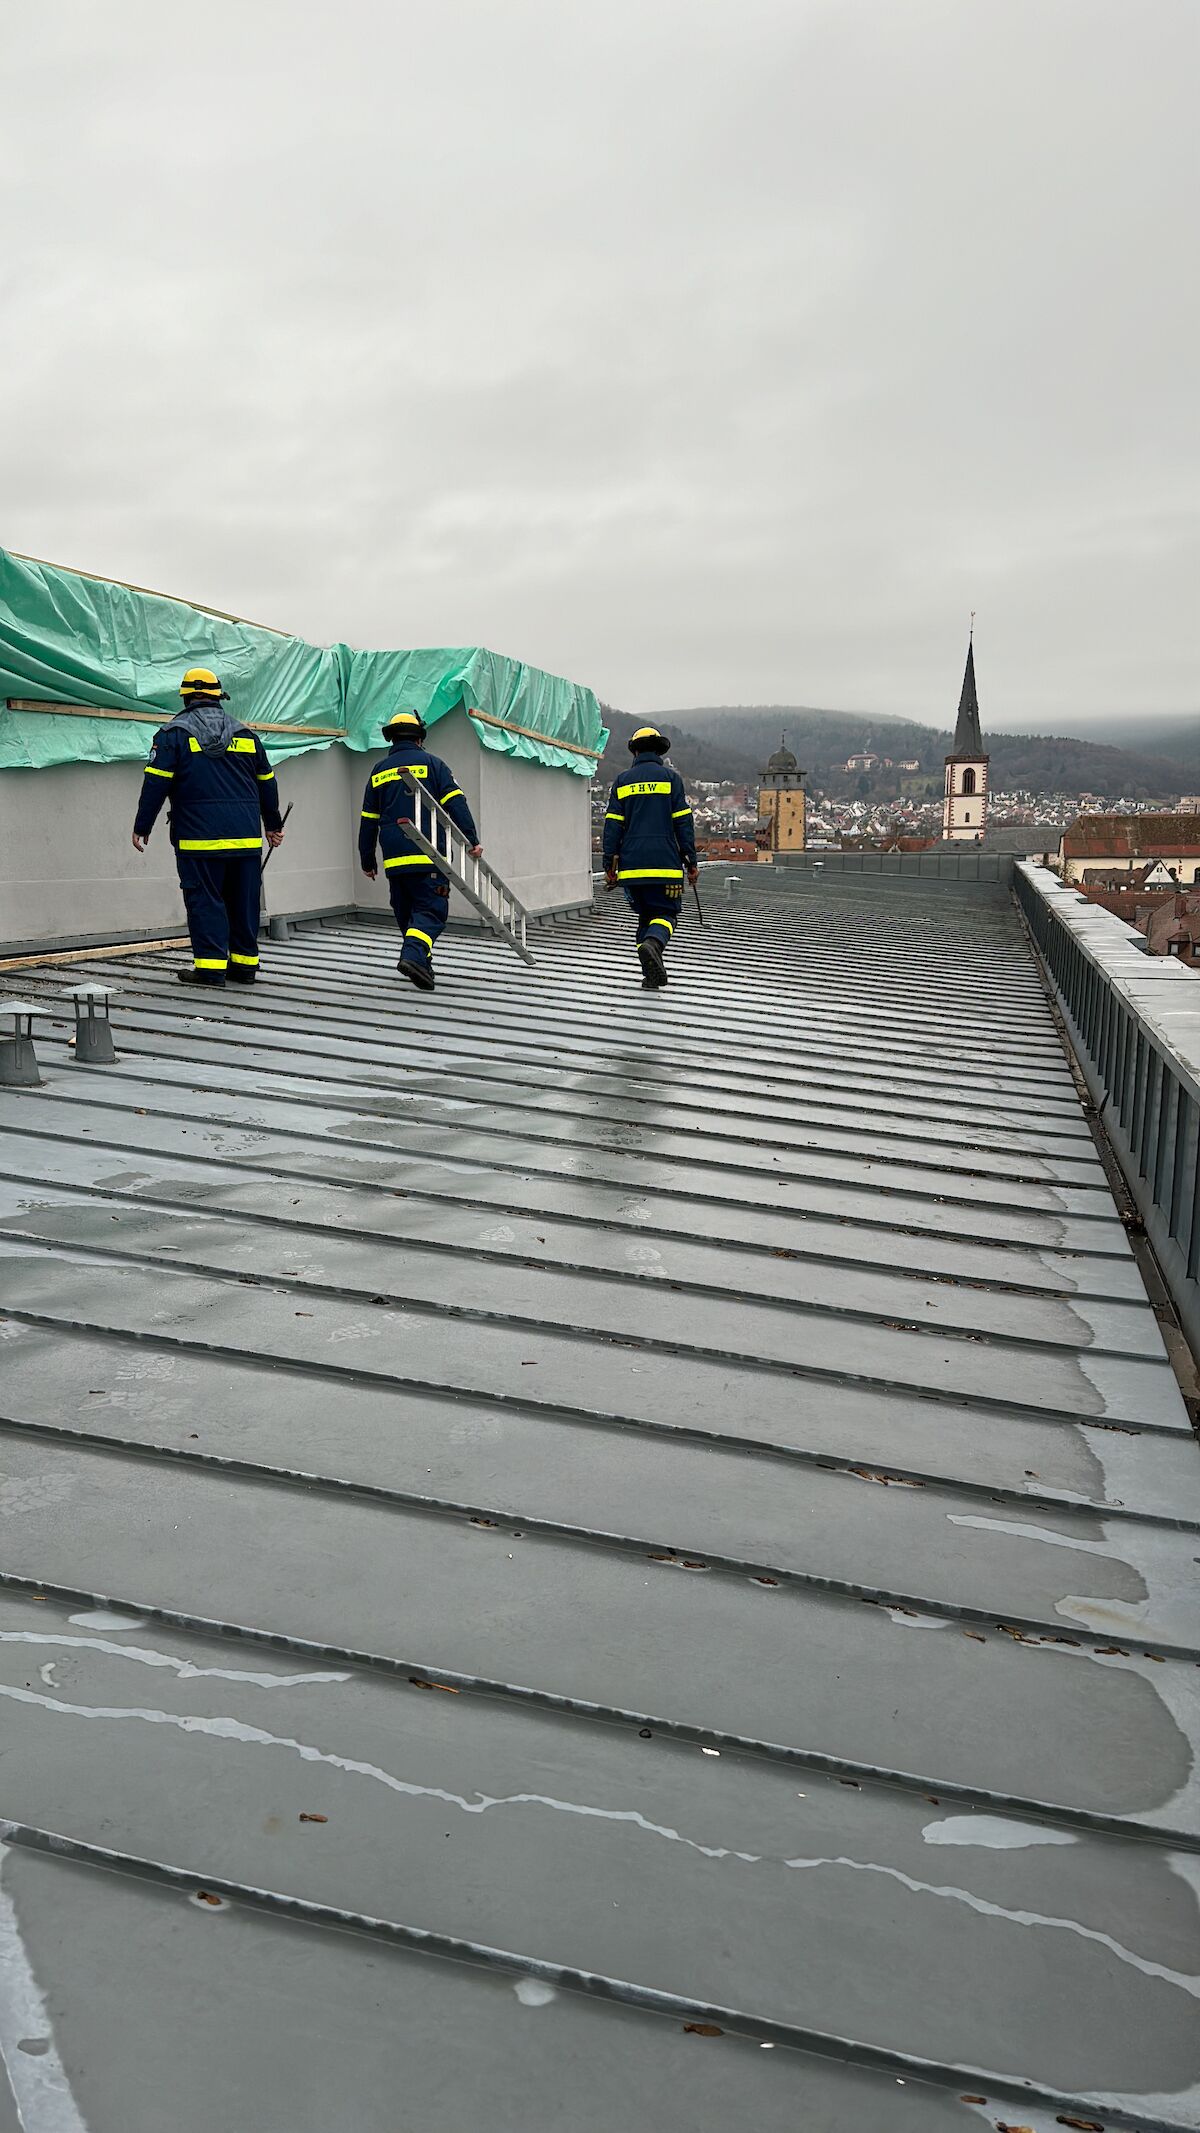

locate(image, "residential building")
[[1059, 813, 1200, 886], [1136, 890, 1200, 963]]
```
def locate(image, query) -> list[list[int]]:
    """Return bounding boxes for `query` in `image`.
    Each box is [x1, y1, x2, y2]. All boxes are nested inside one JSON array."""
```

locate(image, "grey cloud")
[[1, 0, 1196, 726]]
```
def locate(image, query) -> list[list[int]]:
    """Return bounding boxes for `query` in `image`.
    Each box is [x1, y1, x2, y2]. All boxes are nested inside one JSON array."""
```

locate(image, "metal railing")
[[394, 769, 535, 966], [1015, 861, 1200, 1356]]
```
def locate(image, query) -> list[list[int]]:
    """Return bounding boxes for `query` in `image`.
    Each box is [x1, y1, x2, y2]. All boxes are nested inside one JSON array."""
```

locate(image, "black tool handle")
[[261, 802, 293, 876]]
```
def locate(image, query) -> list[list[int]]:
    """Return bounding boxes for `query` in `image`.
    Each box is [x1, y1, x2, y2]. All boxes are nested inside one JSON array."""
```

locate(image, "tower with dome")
[[757, 733, 807, 858]]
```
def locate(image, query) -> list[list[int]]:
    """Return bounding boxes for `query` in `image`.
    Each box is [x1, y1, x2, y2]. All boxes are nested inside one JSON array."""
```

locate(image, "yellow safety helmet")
[[381, 708, 427, 740], [179, 667, 228, 700], [629, 725, 669, 754]]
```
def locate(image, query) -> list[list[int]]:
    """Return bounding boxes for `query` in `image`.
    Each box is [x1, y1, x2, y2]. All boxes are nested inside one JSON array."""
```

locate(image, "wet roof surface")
[[1, 879, 1199, 2133]]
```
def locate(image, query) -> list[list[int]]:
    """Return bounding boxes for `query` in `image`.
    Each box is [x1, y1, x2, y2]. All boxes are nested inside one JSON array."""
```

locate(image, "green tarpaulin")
[[0, 550, 605, 777]]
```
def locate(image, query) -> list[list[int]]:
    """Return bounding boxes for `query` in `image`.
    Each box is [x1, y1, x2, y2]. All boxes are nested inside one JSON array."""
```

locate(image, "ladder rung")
[[391, 766, 537, 965]]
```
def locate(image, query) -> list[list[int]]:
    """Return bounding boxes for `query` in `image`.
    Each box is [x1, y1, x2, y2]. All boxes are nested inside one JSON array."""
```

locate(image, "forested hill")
[[597, 704, 1200, 801]]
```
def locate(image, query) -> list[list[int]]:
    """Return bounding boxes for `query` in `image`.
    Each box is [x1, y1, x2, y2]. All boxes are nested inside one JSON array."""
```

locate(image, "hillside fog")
[[598, 705, 1200, 802]]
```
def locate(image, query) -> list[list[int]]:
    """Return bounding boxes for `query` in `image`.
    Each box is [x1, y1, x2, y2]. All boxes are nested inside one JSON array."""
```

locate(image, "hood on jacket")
[[170, 701, 238, 755]]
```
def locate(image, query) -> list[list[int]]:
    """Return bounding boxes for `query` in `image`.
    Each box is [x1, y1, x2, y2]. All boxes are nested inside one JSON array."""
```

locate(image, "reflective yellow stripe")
[[383, 853, 435, 869], [439, 788, 463, 804], [617, 867, 683, 880], [616, 781, 671, 798], [605, 811, 624, 821], [177, 837, 262, 851], [405, 928, 434, 949], [228, 737, 257, 753], [229, 953, 260, 965], [649, 917, 674, 934], [361, 809, 380, 820], [257, 771, 276, 781], [193, 957, 228, 970], [143, 764, 173, 779], [671, 808, 692, 818], [373, 764, 428, 787], [188, 737, 203, 751]]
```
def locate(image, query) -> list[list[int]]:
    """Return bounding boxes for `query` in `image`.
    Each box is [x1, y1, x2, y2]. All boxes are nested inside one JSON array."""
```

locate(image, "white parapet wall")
[[1014, 861, 1200, 1355], [0, 719, 594, 954]]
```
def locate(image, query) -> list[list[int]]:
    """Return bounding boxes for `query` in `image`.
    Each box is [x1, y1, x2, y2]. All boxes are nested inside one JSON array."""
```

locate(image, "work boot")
[[227, 968, 258, 986], [177, 969, 225, 988], [398, 957, 435, 992], [638, 938, 667, 989]]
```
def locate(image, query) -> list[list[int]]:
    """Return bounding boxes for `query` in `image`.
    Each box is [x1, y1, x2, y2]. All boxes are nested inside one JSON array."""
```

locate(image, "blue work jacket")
[[602, 751, 696, 881], [133, 723, 282, 851], [358, 744, 479, 874]]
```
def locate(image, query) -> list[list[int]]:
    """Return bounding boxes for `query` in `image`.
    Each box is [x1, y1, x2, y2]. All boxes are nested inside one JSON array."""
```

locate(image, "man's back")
[[146, 722, 276, 849], [361, 743, 473, 867], [605, 753, 692, 879]]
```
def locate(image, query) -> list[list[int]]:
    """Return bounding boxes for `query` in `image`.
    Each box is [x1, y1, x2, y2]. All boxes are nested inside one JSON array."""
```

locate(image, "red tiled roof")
[[1062, 813, 1200, 859]]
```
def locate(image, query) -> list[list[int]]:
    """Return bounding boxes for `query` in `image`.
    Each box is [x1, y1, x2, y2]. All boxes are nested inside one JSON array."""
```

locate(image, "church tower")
[[943, 628, 988, 842], [757, 733, 806, 860]]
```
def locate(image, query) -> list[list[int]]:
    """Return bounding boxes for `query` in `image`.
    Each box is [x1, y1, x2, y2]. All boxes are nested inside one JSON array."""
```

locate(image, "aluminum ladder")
[[394, 768, 536, 966]]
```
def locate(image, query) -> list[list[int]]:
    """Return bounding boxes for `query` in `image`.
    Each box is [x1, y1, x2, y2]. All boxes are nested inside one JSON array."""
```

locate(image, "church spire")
[[952, 633, 983, 756], [942, 620, 989, 843]]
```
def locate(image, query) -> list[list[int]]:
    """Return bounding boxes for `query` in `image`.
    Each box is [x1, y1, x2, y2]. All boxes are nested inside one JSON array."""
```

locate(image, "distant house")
[[897, 758, 921, 772], [979, 825, 1059, 857], [1136, 892, 1200, 965], [1059, 813, 1200, 886], [839, 832, 936, 854], [845, 749, 879, 772], [1080, 860, 1180, 890], [696, 836, 759, 861]]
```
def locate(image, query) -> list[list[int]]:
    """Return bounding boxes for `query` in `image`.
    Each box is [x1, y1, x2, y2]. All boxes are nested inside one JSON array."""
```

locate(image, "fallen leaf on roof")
[[682, 2023, 723, 2037]]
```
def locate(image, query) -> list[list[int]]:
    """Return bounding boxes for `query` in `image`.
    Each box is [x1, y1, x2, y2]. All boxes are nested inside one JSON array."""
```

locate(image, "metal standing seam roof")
[[0, 877, 1198, 2132]]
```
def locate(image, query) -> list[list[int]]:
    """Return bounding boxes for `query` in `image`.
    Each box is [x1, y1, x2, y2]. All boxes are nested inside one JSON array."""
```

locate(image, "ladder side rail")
[[393, 769, 537, 965]]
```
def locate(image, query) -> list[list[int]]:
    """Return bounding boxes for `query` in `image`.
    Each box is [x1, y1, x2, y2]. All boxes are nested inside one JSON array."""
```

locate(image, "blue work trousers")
[[388, 868, 451, 973], [625, 880, 683, 951], [176, 851, 261, 974]]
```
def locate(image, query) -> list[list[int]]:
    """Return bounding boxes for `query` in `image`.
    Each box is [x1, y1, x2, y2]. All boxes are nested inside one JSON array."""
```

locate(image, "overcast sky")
[[2, 0, 1196, 728]]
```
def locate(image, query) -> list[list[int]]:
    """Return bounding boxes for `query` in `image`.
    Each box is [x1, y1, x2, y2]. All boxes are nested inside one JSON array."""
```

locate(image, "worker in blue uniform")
[[132, 667, 285, 987], [602, 726, 698, 988], [358, 709, 482, 991]]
